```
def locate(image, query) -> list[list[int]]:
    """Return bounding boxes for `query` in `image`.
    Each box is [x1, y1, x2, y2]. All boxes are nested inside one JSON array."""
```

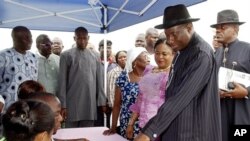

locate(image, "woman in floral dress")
[[103, 47, 150, 140]]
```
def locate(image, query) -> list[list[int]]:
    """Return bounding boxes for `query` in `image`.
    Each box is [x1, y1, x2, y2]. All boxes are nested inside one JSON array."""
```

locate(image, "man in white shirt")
[[145, 28, 159, 66], [36, 34, 60, 95]]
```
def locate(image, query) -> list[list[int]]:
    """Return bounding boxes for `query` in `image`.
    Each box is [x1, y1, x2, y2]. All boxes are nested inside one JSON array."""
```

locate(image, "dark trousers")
[[94, 106, 112, 128], [94, 106, 104, 126]]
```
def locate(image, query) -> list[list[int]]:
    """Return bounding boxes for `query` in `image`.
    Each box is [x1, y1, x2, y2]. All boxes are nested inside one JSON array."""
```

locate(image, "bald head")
[[135, 33, 146, 47], [145, 28, 158, 37], [52, 37, 64, 55], [145, 28, 159, 53], [52, 37, 63, 43]]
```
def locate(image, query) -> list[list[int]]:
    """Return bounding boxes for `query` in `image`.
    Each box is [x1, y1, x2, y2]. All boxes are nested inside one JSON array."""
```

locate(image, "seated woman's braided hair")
[[2, 100, 55, 141]]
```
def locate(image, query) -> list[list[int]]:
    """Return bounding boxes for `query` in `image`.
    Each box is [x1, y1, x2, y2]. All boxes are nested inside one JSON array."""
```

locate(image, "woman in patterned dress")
[[103, 47, 150, 140]]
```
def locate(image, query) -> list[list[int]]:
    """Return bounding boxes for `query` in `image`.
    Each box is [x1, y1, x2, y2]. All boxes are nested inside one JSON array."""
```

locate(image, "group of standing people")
[[0, 26, 64, 111], [105, 4, 250, 141], [1, 3, 250, 141], [133, 4, 250, 141], [0, 25, 104, 140]]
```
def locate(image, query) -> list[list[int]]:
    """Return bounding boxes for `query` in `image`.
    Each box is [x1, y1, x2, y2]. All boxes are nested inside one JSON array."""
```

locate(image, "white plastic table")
[[53, 127, 128, 141]]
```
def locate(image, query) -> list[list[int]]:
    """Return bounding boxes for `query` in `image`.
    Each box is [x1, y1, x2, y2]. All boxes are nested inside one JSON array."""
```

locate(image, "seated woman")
[[17, 80, 46, 100], [103, 47, 150, 140], [2, 100, 55, 141], [126, 39, 174, 140]]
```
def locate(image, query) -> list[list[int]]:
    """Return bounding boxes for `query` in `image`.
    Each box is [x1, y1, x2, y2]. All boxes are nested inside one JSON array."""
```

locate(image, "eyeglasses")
[[40, 43, 52, 48]]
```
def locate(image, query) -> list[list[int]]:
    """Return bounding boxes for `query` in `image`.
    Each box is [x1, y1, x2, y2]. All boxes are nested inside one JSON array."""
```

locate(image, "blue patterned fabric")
[[116, 70, 140, 139], [0, 48, 38, 109]]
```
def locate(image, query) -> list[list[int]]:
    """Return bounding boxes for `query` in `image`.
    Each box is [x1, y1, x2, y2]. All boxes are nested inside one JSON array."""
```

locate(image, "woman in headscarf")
[[103, 47, 149, 140], [126, 39, 174, 140]]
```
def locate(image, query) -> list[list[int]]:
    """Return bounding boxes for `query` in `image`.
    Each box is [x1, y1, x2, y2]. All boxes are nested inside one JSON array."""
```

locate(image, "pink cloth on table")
[[130, 65, 169, 128]]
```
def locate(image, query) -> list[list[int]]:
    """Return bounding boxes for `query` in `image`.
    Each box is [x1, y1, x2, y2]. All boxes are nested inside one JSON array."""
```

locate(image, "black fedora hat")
[[155, 4, 199, 29], [210, 9, 245, 28]]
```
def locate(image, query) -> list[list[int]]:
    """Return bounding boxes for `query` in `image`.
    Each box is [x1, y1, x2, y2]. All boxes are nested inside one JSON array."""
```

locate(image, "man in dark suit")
[[211, 9, 250, 141], [135, 4, 222, 141]]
